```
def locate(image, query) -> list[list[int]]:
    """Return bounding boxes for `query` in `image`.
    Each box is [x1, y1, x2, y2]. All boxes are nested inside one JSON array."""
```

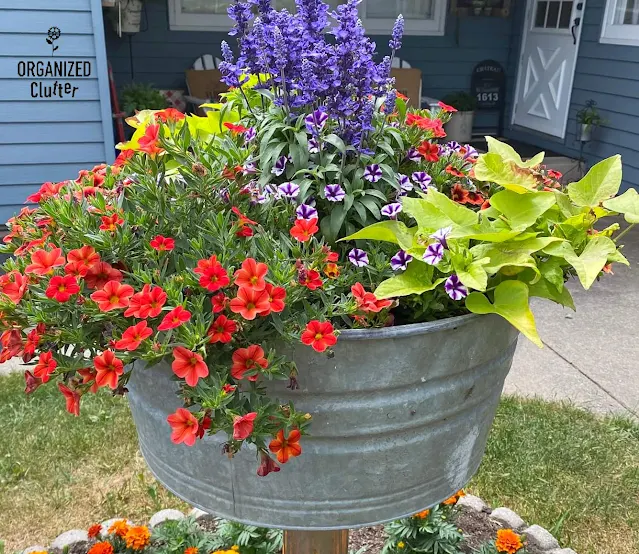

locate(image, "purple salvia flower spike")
[[389, 15, 404, 51]]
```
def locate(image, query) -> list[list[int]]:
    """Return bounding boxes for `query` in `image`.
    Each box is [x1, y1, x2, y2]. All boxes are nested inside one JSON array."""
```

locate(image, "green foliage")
[[441, 91, 478, 112], [151, 517, 218, 554], [209, 519, 283, 554], [576, 100, 607, 126], [383, 505, 464, 554], [120, 83, 168, 115]]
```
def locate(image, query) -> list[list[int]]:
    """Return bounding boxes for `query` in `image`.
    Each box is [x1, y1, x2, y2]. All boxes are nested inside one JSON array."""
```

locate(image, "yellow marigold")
[[108, 519, 130, 537], [29, 551, 48, 554], [495, 529, 524, 554], [413, 509, 430, 519], [231, 547, 240, 552], [125, 525, 151, 550], [185, 548, 199, 554], [397, 541, 405, 549], [87, 542, 114, 554], [442, 489, 465, 505]]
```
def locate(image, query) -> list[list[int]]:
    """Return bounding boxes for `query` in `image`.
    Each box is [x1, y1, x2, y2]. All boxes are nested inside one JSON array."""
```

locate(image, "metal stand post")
[[283, 530, 349, 554]]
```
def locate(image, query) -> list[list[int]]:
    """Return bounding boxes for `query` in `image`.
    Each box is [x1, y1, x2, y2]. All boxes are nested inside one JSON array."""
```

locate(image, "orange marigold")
[[184, 548, 199, 554], [87, 523, 102, 539], [108, 519, 130, 537], [125, 525, 151, 550], [495, 529, 524, 554], [442, 489, 466, 505], [413, 509, 430, 519], [87, 542, 114, 554]]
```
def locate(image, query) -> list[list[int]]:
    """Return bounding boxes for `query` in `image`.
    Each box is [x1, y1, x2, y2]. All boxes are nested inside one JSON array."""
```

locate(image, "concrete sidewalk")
[[505, 223, 639, 419]]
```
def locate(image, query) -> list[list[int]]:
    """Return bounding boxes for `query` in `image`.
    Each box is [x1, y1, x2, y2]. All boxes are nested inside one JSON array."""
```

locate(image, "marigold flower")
[[108, 519, 130, 537], [88, 542, 114, 554], [124, 525, 151, 550], [90, 280, 134, 312], [58, 382, 81, 416], [259, 283, 286, 315], [84, 262, 123, 290], [234, 258, 268, 291], [34, 351, 57, 383], [351, 283, 392, 313], [233, 412, 257, 440], [93, 350, 124, 389], [45, 275, 80, 302], [269, 429, 302, 463], [184, 547, 199, 554], [68, 245, 100, 270], [208, 315, 238, 344], [0, 271, 27, 304], [229, 287, 270, 320], [495, 529, 524, 554], [87, 523, 102, 539], [167, 407, 199, 446], [290, 217, 319, 242], [442, 489, 465, 505], [301, 320, 337, 352], [257, 451, 281, 477], [417, 140, 440, 162], [150, 235, 175, 252], [172, 346, 209, 386], [138, 124, 164, 156], [99, 213, 124, 232], [231, 345, 268, 381], [413, 509, 430, 519], [24, 369, 42, 394], [115, 321, 153, 351], [158, 305, 192, 331], [25, 247, 65, 275], [298, 269, 323, 290]]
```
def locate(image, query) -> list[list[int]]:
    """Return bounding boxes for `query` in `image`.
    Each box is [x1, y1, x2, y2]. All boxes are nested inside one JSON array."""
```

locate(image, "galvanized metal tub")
[[127, 313, 518, 529]]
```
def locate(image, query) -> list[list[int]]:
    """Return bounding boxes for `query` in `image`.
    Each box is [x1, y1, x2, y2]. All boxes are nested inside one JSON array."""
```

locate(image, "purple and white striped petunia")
[[272, 155, 289, 177], [381, 202, 403, 219], [296, 203, 318, 220], [462, 145, 479, 160], [446, 141, 461, 151], [430, 226, 452, 249], [305, 109, 329, 134], [398, 174, 412, 192], [364, 164, 383, 183], [308, 137, 320, 154], [422, 242, 444, 265], [406, 147, 422, 163], [243, 160, 257, 174], [278, 182, 300, 198], [412, 171, 432, 191], [444, 274, 468, 301], [245, 127, 257, 143], [391, 250, 413, 271], [348, 248, 369, 268], [325, 183, 346, 202]]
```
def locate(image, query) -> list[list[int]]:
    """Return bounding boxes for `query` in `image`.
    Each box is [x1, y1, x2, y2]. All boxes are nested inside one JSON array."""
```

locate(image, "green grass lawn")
[[0, 372, 638, 554]]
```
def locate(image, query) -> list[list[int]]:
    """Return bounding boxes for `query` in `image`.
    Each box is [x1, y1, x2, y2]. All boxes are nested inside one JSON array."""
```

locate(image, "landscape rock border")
[[26, 494, 578, 554]]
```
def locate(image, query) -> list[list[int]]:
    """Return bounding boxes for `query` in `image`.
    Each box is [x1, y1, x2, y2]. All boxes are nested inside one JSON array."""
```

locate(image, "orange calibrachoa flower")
[[417, 140, 439, 162], [495, 529, 524, 554], [99, 213, 124, 232], [124, 525, 151, 550], [150, 235, 175, 252], [68, 245, 100, 270], [58, 382, 81, 416], [45, 275, 80, 302], [88, 542, 114, 554], [167, 407, 199, 446], [87, 523, 102, 539], [231, 345, 268, 381], [234, 258, 268, 291], [34, 351, 57, 382], [126, 284, 167, 318], [84, 262, 122, 289], [158, 305, 191, 331], [90, 280, 134, 311], [324, 263, 340, 279], [290, 217, 319, 242], [24, 247, 65, 275], [172, 346, 209, 386], [208, 315, 238, 344], [229, 287, 270, 320], [301, 320, 337, 353], [233, 412, 257, 440], [108, 519, 130, 537], [156, 108, 185, 123], [195, 256, 230, 292], [269, 429, 302, 463], [0, 270, 27, 304], [259, 283, 286, 315], [138, 124, 163, 156], [93, 350, 124, 389], [114, 321, 153, 351], [351, 283, 393, 313]]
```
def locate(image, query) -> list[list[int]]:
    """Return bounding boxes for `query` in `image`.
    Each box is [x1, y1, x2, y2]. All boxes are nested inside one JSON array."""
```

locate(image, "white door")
[[512, 0, 586, 138]]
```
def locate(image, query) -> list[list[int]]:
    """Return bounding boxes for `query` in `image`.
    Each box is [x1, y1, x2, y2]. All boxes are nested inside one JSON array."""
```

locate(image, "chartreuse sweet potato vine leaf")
[[402, 191, 477, 230], [474, 152, 539, 194], [375, 261, 446, 299], [543, 235, 622, 290], [567, 155, 622, 207], [470, 237, 562, 276], [603, 188, 639, 223], [485, 136, 545, 168], [342, 220, 416, 251], [466, 281, 542, 347], [489, 190, 557, 230]]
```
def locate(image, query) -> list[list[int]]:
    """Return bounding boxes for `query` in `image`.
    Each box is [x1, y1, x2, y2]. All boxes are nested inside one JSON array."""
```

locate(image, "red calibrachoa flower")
[[64, 261, 88, 278], [45, 275, 80, 302], [172, 346, 209, 386], [78, 367, 99, 393], [229, 287, 270, 320], [257, 451, 281, 476], [67, 245, 100, 270], [24, 369, 42, 394], [259, 283, 286, 315], [438, 101, 457, 113], [234, 258, 268, 291], [25, 247, 65, 275], [115, 321, 153, 351], [196, 413, 212, 439], [167, 407, 199, 446], [25, 181, 65, 203], [113, 149, 135, 167], [299, 269, 323, 290], [99, 213, 124, 232], [58, 382, 81, 416], [211, 293, 229, 313], [224, 122, 249, 134], [1, 330, 23, 363], [418, 140, 440, 162], [84, 262, 122, 289], [290, 218, 319, 242], [150, 235, 175, 252], [233, 412, 257, 440], [156, 108, 186, 123], [208, 315, 238, 344], [269, 429, 302, 463], [90, 280, 134, 311], [351, 282, 393, 313], [195, 255, 230, 292], [445, 165, 466, 178], [138, 124, 163, 156], [126, 284, 167, 318], [23, 328, 42, 363], [231, 345, 268, 381], [231, 206, 257, 237], [158, 305, 191, 331], [0, 271, 27, 304], [34, 351, 57, 383], [301, 320, 337, 352], [222, 383, 237, 394], [93, 350, 124, 389]]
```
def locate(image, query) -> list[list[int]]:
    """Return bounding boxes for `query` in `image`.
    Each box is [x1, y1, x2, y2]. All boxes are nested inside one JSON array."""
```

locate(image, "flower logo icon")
[[46, 27, 61, 55]]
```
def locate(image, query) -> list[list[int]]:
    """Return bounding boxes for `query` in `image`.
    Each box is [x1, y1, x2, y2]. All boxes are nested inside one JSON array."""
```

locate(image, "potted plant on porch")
[[1, 0, 636, 548], [440, 91, 478, 143], [576, 99, 607, 142]]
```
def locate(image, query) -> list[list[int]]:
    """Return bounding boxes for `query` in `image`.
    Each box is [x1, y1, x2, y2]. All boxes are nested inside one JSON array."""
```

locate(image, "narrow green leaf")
[[323, 134, 346, 154]]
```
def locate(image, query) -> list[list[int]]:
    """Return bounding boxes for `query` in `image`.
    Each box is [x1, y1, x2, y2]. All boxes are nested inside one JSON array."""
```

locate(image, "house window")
[[600, 0, 639, 45], [168, 0, 446, 36]]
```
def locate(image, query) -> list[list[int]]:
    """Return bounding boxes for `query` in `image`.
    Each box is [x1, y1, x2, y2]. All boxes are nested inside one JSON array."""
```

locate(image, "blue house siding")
[[505, 0, 639, 191], [0, 0, 114, 225], [105, 0, 514, 131]]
